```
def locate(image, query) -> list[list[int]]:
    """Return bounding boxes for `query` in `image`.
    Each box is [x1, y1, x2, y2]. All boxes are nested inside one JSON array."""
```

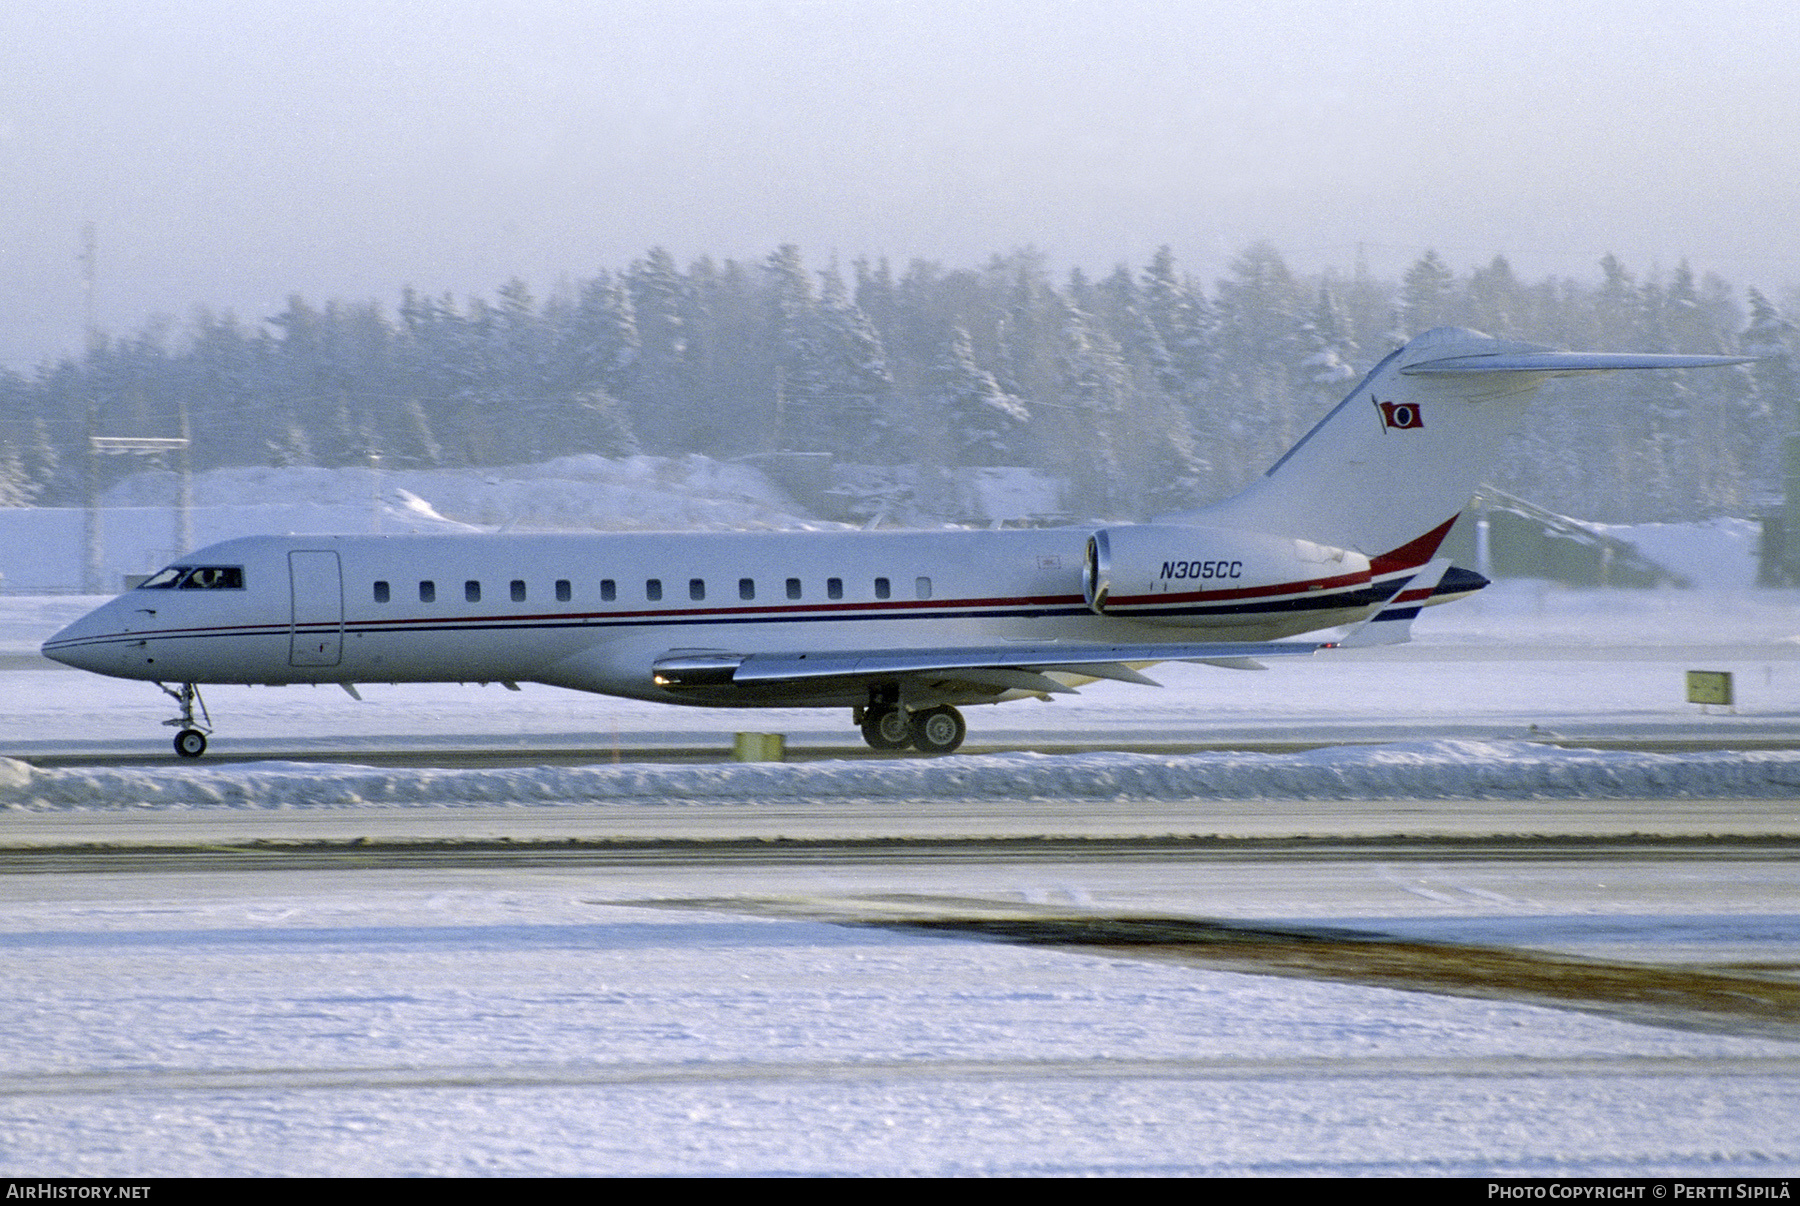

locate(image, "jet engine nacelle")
[[1083, 524, 1371, 623]]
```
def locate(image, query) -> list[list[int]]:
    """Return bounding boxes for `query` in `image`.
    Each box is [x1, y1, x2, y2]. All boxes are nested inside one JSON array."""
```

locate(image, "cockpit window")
[[138, 565, 245, 590], [180, 566, 244, 589]]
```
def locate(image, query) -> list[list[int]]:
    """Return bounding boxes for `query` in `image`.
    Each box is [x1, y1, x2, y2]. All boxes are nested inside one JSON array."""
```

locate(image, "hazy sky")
[[4, 0, 1796, 369]]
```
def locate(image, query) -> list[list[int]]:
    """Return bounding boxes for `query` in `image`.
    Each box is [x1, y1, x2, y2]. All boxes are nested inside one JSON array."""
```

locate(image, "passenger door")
[[289, 550, 343, 667]]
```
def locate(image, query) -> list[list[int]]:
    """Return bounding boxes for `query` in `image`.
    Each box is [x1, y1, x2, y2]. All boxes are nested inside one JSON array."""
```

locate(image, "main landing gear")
[[858, 704, 966, 755], [159, 682, 212, 759]]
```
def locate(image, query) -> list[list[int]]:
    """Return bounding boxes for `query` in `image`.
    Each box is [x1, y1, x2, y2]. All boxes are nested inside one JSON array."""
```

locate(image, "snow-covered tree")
[[1299, 285, 1359, 402], [0, 441, 37, 506], [1400, 250, 1455, 333], [929, 326, 1028, 466], [814, 265, 900, 461], [1742, 287, 1795, 501], [1464, 255, 1521, 336], [1209, 242, 1307, 485], [1139, 246, 1214, 397], [623, 248, 692, 451], [561, 274, 641, 402], [1055, 299, 1131, 514], [766, 244, 829, 453]]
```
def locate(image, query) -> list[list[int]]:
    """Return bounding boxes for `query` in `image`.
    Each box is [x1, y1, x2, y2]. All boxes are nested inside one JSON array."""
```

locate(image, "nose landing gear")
[[158, 682, 212, 758]]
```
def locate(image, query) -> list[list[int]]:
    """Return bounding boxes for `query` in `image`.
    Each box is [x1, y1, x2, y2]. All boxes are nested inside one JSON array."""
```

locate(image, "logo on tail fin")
[[1374, 398, 1424, 430]]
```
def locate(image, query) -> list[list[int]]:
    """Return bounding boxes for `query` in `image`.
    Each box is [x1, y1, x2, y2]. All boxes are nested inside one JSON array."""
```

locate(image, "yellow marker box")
[[1686, 670, 1734, 706]]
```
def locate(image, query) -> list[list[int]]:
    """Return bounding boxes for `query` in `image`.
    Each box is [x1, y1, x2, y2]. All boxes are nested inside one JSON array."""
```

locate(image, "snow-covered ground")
[[3, 464, 1799, 1175], [5, 870, 1799, 1178]]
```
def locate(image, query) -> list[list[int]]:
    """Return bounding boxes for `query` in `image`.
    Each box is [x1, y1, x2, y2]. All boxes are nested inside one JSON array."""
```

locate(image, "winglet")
[[1335, 558, 1453, 648]]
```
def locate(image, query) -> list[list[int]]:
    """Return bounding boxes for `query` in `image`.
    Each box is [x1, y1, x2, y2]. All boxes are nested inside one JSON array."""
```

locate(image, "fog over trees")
[[2, 243, 1794, 525]]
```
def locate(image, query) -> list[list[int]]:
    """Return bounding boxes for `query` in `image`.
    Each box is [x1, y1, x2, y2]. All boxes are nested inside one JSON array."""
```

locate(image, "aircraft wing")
[[652, 639, 1329, 696]]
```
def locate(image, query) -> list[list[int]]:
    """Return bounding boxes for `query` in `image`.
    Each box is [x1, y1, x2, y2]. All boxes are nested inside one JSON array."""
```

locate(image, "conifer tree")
[[1743, 288, 1795, 505], [1139, 246, 1214, 396], [766, 244, 828, 454], [1300, 285, 1359, 400], [22, 415, 59, 503], [815, 265, 900, 462], [929, 326, 1028, 467], [0, 441, 36, 506], [1210, 242, 1306, 485], [1465, 255, 1522, 336], [1400, 250, 1455, 333], [1055, 299, 1130, 514], [685, 255, 775, 455], [623, 248, 692, 451]]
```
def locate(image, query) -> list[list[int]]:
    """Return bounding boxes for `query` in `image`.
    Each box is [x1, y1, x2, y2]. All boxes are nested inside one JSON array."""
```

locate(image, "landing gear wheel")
[[909, 705, 966, 755], [160, 683, 213, 758], [860, 705, 914, 751]]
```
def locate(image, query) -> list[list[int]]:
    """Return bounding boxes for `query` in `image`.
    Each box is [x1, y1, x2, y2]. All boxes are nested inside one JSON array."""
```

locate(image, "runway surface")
[[4, 798, 1800, 1175], [9, 799, 1797, 1034], [7, 800, 1800, 1035]]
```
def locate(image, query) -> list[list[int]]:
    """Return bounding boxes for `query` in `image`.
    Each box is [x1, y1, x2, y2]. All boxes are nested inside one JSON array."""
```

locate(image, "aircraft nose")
[[41, 608, 121, 673]]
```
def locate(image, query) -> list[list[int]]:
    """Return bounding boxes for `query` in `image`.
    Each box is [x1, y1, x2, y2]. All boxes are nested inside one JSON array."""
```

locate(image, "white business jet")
[[43, 327, 1746, 758]]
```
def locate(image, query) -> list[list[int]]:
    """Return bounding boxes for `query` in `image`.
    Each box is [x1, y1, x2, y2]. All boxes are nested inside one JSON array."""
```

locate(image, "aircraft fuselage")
[[43, 526, 1386, 710]]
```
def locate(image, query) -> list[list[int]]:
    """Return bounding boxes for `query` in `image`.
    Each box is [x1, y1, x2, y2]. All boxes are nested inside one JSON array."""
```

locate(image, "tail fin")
[[1170, 327, 1749, 564]]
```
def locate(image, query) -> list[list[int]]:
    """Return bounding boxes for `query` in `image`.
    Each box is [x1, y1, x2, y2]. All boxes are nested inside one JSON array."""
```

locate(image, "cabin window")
[[373, 581, 390, 603], [689, 578, 706, 601], [827, 577, 843, 600], [555, 579, 571, 602], [739, 578, 755, 601], [915, 576, 932, 600], [874, 577, 891, 600], [465, 580, 481, 603], [786, 578, 802, 600], [601, 579, 616, 602], [511, 579, 527, 603], [646, 579, 662, 601], [419, 581, 436, 603]]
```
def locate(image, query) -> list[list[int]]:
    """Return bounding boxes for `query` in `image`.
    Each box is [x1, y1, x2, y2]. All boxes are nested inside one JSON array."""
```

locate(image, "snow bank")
[[7, 741, 1800, 811]]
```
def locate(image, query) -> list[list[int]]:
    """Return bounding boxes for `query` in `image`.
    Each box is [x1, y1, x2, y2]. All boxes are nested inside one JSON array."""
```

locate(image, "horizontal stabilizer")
[[1335, 558, 1452, 648], [1405, 351, 1753, 376]]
